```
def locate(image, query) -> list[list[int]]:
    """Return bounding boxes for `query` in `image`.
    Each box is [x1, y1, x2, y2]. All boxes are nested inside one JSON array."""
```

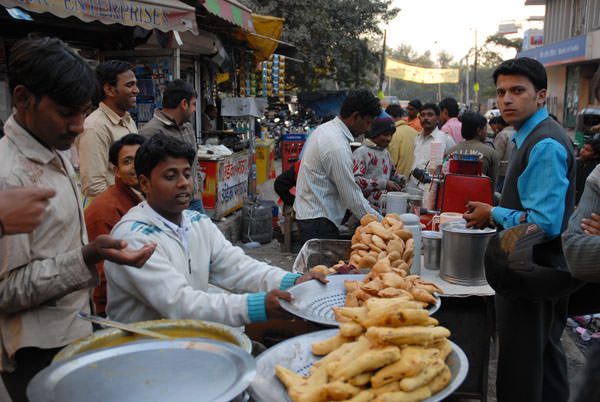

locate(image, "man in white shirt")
[[411, 102, 456, 179], [294, 89, 382, 244]]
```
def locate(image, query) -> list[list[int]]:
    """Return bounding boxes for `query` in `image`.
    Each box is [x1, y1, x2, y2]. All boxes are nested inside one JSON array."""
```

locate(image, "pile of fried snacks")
[[275, 298, 453, 402], [309, 213, 417, 276], [309, 213, 442, 308], [350, 213, 414, 272], [343, 257, 442, 308]]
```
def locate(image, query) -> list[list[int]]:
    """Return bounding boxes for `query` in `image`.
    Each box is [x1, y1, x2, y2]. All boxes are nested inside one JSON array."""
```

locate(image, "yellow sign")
[[385, 58, 459, 84], [473, 83, 480, 92]]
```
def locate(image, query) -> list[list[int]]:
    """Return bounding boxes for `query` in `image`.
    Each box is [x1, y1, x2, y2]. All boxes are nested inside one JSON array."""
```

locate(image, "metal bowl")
[[248, 329, 469, 402], [54, 319, 252, 362], [29, 338, 255, 402], [279, 274, 441, 326]]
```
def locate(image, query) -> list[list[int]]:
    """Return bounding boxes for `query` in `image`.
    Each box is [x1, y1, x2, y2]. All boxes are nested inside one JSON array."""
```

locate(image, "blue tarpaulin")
[[298, 91, 347, 118]]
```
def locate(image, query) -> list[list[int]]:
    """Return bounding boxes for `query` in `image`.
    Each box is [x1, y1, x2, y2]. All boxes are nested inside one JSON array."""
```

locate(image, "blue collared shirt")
[[492, 107, 569, 237]]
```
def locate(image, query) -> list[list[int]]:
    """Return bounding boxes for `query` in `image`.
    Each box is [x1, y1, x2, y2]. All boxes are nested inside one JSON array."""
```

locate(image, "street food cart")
[[31, 218, 480, 402], [280, 238, 494, 402]]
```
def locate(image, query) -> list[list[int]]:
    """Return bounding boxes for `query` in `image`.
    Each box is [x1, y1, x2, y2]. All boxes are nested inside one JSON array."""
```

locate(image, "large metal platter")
[[248, 329, 468, 402], [279, 274, 441, 326], [28, 338, 256, 402]]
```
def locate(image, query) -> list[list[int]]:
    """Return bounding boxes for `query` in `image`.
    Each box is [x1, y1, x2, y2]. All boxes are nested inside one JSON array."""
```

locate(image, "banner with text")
[[385, 58, 459, 84], [0, 0, 198, 34]]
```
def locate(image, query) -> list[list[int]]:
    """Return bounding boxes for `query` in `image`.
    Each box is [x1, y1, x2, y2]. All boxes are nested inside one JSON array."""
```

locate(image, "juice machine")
[[413, 153, 494, 229]]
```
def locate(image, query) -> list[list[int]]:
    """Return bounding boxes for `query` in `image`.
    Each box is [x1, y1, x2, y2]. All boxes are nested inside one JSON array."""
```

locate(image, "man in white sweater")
[[105, 134, 325, 326]]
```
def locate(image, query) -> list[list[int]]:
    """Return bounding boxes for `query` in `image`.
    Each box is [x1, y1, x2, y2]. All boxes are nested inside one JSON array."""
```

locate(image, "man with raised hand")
[[105, 134, 326, 326], [0, 37, 155, 402]]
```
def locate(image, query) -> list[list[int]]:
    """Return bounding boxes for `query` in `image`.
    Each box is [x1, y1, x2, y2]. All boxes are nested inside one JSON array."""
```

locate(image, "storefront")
[[0, 0, 199, 122], [518, 32, 600, 129]]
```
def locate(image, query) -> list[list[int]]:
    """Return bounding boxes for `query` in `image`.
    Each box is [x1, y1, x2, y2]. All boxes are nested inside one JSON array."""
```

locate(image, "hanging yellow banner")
[[385, 58, 459, 84]]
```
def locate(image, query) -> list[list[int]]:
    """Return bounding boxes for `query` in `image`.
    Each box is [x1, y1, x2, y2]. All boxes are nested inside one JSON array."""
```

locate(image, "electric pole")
[[378, 29, 387, 95]]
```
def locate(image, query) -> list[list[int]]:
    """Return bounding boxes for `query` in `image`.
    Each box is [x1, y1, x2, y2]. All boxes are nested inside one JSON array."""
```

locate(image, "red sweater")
[[84, 176, 142, 314]]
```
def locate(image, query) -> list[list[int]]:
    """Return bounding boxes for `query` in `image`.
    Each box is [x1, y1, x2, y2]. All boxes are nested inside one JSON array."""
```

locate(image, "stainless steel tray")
[[28, 338, 256, 402], [248, 329, 468, 402], [279, 274, 441, 326]]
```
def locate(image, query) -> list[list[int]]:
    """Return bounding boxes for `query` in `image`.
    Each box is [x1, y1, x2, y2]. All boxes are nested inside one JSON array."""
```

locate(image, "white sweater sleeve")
[[205, 221, 289, 293], [106, 233, 260, 326]]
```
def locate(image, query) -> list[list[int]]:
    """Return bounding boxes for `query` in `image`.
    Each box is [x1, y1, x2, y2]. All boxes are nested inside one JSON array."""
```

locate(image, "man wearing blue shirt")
[[464, 58, 575, 402]]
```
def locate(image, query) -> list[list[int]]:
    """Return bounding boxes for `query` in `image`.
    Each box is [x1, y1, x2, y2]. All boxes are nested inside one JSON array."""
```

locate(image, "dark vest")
[[500, 116, 575, 233]]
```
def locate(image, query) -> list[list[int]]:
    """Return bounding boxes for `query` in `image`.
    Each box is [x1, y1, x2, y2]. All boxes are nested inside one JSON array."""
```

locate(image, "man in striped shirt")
[[294, 89, 382, 245]]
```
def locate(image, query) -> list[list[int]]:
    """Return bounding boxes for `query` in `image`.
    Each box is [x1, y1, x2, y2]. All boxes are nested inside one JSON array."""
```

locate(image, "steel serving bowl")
[[54, 318, 252, 362]]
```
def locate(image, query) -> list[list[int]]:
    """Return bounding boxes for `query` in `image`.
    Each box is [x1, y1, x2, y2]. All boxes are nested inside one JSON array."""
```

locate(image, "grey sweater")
[[562, 165, 600, 282]]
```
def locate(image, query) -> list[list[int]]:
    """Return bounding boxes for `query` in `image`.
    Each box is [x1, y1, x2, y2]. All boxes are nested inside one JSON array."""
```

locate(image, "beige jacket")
[[387, 120, 418, 177], [0, 116, 99, 372], [78, 102, 137, 200]]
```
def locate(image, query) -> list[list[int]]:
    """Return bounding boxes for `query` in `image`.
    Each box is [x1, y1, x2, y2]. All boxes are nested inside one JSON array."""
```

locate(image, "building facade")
[[522, 0, 600, 133]]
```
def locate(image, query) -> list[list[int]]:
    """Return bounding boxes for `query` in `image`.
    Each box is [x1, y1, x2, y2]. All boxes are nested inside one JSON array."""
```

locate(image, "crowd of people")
[[0, 36, 327, 402], [1, 34, 600, 402]]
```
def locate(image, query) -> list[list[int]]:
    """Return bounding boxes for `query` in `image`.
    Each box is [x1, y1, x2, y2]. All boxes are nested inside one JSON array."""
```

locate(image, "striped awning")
[[202, 0, 255, 32], [0, 0, 199, 34]]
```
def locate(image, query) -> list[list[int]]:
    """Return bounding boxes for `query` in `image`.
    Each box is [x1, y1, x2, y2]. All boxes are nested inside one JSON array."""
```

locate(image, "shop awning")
[[0, 0, 199, 34], [241, 14, 284, 62], [202, 0, 254, 32]]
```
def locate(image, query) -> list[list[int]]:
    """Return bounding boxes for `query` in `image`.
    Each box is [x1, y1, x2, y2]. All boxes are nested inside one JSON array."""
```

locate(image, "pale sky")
[[385, 0, 546, 64]]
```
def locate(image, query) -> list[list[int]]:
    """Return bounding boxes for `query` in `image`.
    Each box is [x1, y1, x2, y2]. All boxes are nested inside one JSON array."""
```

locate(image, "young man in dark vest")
[[464, 57, 576, 402]]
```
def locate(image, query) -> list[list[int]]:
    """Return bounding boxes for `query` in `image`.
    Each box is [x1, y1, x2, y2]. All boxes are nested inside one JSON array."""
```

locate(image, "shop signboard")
[[518, 35, 586, 67], [0, 0, 198, 34]]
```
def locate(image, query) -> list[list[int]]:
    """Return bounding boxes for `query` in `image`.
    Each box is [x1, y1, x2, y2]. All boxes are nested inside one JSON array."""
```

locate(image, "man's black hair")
[[460, 111, 487, 140], [96, 60, 134, 101], [385, 104, 404, 118], [493, 57, 547, 92], [8, 36, 95, 108], [408, 99, 422, 110], [162, 79, 197, 109], [439, 97, 459, 117], [496, 116, 509, 127], [108, 133, 146, 167], [420, 102, 440, 116], [135, 133, 196, 179], [339, 89, 381, 119], [489, 116, 498, 125], [584, 138, 600, 158]]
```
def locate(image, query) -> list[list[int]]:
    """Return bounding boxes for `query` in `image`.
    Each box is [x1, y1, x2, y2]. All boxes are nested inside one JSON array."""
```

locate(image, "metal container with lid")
[[422, 230, 443, 270], [440, 221, 496, 286]]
